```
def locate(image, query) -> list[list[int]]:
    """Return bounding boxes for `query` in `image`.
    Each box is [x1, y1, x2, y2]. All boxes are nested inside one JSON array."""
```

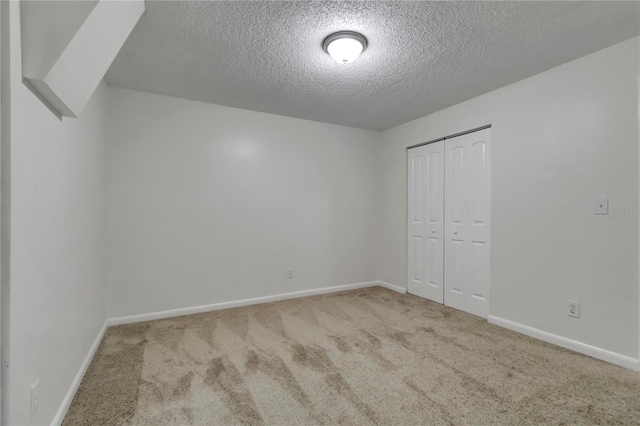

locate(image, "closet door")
[[407, 142, 444, 303], [444, 128, 491, 318]]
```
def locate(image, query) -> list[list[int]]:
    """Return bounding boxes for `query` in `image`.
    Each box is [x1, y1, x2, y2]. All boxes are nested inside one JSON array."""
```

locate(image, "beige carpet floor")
[[63, 287, 640, 425]]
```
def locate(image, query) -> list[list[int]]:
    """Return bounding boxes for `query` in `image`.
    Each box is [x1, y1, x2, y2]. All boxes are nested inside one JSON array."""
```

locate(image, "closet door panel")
[[444, 137, 468, 312], [466, 135, 491, 317], [407, 143, 444, 303], [444, 128, 491, 318]]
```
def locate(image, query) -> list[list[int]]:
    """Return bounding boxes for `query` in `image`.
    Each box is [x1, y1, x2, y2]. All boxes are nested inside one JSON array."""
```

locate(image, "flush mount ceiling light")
[[322, 31, 368, 64]]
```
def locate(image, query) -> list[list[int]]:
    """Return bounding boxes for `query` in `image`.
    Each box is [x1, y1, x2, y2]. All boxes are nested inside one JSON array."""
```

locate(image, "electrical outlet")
[[568, 300, 580, 318], [30, 379, 40, 419], [287, 268, 294, 279]]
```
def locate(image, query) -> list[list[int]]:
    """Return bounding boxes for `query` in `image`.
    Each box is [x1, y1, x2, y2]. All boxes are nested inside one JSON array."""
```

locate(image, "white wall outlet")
[[287, 268, 294, 279], [594, 197, 608, 215], [30, 379, 40, 419], [568, 300, 580, 318]]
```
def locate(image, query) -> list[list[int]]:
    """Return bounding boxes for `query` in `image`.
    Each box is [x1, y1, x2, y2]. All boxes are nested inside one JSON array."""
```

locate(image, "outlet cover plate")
[[568, 300, 580, 318], [30, 379, 40, 419]]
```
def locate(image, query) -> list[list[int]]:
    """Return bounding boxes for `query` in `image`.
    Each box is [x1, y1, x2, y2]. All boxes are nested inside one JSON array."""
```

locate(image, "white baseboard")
[[51, 320, 109, 426], [49, 288, 637, 426], [52, 280, 407, 424], [377, 281, 407, 294], [488, 315, 640, 372], [108, 281, 399, 326]]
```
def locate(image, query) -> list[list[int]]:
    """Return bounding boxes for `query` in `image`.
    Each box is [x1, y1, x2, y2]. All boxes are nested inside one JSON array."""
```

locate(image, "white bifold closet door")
[[444, 128, 491, 318], [407, 141, 445, 303], [407, 128, 491, 318]]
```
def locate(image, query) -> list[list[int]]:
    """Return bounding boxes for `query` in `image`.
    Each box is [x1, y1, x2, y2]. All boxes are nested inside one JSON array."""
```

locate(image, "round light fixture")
[[322, 31, 368, 64]]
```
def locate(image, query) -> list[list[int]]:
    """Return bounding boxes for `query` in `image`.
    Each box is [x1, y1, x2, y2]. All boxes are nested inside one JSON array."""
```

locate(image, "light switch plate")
[[594, 197, 608, 215]]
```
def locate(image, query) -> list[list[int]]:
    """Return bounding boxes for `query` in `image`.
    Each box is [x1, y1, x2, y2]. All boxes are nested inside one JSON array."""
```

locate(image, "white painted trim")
[[377, 281, 407, 294], [52, 281, 407, 425], [637, 72, 640, 374], [488, 315, 640, 372], [51, 320, 109, 426], [46, 285, 640, 426], [108, 281, 388, 326]]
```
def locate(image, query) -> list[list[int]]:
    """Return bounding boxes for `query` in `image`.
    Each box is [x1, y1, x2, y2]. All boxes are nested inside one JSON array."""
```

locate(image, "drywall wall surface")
[[0, 1, 7, 423], [6, 3, 107, 424], [378, 37, 640, 358], [105, 87, 381, 318], [21, 0, 144, 117], [21, 0, 98, 76]]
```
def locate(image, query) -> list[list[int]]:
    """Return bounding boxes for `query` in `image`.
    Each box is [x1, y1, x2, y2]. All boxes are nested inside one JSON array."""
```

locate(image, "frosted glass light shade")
[[322, 31, 367, 64], [327, 38, 363, 63]]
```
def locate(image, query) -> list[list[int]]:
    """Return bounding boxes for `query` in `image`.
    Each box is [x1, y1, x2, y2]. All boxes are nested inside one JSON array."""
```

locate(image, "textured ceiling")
[[105, 1, 640, 131]]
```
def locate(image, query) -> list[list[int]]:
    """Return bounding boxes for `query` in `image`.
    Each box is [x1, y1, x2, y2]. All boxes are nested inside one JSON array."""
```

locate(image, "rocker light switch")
[[594, 197, 608, 215]]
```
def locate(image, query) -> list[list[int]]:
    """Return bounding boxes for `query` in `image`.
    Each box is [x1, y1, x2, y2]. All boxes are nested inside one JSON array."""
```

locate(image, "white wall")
[[378, 38, 640, 359], [5, 2, 107, 424], [4, 15, 638, 426], [21, 0, 144, 118], [105, 87, 381, 318], [21, 0, 98, 78]]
